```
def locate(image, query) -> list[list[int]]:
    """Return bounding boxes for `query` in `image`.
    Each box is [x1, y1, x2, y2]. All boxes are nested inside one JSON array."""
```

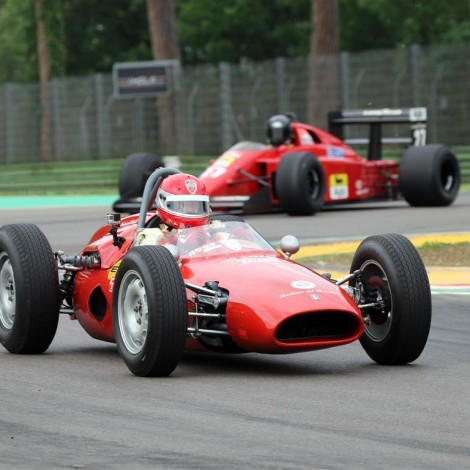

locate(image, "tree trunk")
[[307, 0, 340, 128], [34, 0, 53, 161], [146, 0, 180, 155]]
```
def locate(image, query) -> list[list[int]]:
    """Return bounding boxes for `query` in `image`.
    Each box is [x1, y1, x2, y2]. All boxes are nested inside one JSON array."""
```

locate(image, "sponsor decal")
[[291, 280, 316, 289], [279, 288, 336, 299], [327, 147, 345, 158], [108, 260, 121, 280], [329, 173, 349, 200], [355, 179, 370, 196], [330, 173, 349, 200], [234, 256, 281, 265]]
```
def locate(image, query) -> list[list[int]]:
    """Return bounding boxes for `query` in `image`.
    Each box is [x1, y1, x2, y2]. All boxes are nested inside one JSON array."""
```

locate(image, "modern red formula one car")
[[0, 168, 432, 377], [113, 107, 460, 216]]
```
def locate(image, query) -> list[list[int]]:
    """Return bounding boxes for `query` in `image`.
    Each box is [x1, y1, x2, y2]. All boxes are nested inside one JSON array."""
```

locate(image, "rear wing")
[[328, 107, 427, 160]]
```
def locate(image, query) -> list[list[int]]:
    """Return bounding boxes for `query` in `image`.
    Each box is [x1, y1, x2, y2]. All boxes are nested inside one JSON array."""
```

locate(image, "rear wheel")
[[0, 224, 60, 353], [118, 153, 164, 200], [350, 234, 431, 365], [112, 245, 187, 377], [275, 152, 325, 216], [399, 144, 460, 206]]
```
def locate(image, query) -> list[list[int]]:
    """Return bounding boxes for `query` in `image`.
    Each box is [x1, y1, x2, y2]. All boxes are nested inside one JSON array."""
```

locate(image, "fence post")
[[4, 83, 15, 164], [276, 57, 287, 113], [52, 78, 61, 160], [95, 73, 106, 158], [411, 44, 421, 106], [219, 62, 232, 151], [340, 52, 351, 109]]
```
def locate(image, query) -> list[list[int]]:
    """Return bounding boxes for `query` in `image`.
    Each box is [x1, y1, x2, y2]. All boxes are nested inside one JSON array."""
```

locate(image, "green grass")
[[299, 241, 470, 268], [0, 150, 468, 196]]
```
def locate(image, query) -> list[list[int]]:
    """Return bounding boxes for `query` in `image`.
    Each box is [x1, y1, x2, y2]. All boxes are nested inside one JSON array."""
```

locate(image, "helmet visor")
[[162, 194, 210, 218]]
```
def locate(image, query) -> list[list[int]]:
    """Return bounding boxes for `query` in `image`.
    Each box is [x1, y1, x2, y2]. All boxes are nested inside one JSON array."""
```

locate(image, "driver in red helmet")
[[135, 173, 211, 251], [156, 173, 210, 229]]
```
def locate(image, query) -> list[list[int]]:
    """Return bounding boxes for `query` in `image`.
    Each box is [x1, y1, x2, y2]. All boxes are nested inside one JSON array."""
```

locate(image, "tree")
[[146, 0, 180, 154], [34, 0, 53, 161], [307, 0, 340, 127], [177, 0, 310, 64], [33, 0, 65, 161]]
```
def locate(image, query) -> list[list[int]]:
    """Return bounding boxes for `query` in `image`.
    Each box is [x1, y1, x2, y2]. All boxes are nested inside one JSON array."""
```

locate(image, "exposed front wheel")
[[350, 234, 431, 365], [0, 224, 60, 353], [275, 152, 325, 216], [112, 245, 187, 377]]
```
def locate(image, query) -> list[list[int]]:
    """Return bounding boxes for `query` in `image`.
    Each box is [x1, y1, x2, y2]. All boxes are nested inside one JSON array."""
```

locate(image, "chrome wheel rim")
[[118, 270, 149, 354], [0, 253, 16, 330]]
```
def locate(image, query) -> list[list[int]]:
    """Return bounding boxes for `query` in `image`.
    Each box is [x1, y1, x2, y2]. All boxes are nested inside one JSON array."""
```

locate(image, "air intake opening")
[[89, 286, 107, 321], [276, 311, 359, 342]]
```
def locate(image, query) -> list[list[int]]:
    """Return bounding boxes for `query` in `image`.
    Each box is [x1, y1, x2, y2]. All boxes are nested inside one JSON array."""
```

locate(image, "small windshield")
[[173, 220, 275, 258]]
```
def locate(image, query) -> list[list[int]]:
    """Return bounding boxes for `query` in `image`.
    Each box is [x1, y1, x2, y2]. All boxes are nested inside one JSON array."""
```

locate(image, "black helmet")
[[266, 114, 293, 147]]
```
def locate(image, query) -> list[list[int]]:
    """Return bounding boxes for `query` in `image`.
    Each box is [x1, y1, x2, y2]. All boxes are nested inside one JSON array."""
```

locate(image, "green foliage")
[[177, 0, 311, 64], [0, 0, 37, 82], [62, 0, 150, 75], [340, 0, 470, 51], [40, 0, 66, 77], [0, 0, 468, 81]]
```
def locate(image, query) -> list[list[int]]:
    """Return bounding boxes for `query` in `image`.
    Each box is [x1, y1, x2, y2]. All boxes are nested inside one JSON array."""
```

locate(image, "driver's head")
[[156, 174, 210, 229], [266, 114, 293, 147]]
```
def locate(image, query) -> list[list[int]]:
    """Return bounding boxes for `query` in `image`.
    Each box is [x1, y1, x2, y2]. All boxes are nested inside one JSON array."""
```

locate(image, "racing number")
[[412, 126, 427, 146], [329, 173, 349, 200]]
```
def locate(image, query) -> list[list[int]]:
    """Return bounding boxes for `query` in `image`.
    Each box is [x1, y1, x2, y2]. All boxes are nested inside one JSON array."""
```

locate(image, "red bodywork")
[[71, 213, 364, 355], [200, 122, 399, 211]]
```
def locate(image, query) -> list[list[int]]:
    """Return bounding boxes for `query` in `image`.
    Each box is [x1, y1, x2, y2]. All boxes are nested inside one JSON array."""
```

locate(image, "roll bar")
[[137, 167, 182, 229]]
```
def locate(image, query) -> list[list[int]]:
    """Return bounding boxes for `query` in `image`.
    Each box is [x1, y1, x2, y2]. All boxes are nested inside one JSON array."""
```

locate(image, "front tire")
[[350, 234, 431, 365], [0, 224, 60, 353], [275, 152, 325, 216], [112, 245, 187, 377]]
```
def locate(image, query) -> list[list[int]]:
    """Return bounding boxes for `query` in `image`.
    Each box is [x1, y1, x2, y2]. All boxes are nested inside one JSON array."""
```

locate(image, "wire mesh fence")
[[0, 43, 468, 165]]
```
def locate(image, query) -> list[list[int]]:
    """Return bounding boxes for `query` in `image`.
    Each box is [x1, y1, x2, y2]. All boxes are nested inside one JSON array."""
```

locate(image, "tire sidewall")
[[350, 234, 431, 364], [112, 251, 161, 375], [400, 144, 460, 206], [0, 230, 27, 349]]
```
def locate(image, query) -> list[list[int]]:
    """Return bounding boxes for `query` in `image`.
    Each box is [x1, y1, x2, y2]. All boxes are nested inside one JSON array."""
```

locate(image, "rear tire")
[[399, 144, 460, 206], [275, 152, 325, 216], [350, 234, 431, 365], [112, 245, 187, 377], [0, 224, 60, 353], [119, 153, 164, 200]]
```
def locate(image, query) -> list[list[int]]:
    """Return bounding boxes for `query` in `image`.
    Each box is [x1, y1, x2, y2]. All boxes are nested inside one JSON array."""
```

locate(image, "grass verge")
[[298, 241, 470, 268]]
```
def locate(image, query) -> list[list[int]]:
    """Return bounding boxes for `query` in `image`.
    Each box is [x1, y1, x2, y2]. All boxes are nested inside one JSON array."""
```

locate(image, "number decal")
[[412, 127, 427, 146]]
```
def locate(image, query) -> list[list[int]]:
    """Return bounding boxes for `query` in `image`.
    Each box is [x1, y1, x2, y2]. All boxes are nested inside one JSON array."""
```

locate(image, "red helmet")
[[156, 174, 210, 229]]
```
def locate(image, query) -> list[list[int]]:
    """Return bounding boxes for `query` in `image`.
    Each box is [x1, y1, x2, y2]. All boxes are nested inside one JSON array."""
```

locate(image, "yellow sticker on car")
[[329, 173, 349, 200], [108, 260, 121, 279]]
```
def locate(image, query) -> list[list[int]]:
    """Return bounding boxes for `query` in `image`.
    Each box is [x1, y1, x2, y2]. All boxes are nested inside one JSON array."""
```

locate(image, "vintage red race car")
[[0, 168, 432, 377], [113, 107, 460, 216]]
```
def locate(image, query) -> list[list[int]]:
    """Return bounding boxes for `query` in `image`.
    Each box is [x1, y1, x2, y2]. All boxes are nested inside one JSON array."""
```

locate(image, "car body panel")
[[71, 216, 364, 353]]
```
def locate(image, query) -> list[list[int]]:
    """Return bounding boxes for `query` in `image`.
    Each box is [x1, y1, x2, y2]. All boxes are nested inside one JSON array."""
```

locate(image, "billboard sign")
[[112, 60, 178, 98]]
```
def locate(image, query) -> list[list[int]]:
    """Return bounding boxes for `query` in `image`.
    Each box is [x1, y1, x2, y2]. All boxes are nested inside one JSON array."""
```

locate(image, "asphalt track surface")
[[1, 192, 469, 469]]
